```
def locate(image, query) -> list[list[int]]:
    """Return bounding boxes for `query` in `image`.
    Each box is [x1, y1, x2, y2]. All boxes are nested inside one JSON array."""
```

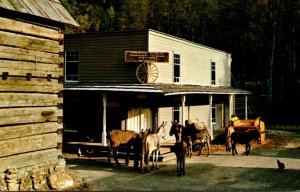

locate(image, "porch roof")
[[64, 83, 251, 95]]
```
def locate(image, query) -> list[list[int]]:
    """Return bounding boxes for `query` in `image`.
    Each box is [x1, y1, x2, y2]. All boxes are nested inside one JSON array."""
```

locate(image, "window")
[[173, 104, 180, 123], [211, 104, 216, 123], [174, 54, 180, 83], [65, 51, 79, 82], [211, 61, 216, 85]]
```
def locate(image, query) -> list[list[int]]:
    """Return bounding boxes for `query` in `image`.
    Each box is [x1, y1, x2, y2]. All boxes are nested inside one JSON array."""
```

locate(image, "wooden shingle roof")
[[0, 0, 79, 26], [64, 83, 251, 95]]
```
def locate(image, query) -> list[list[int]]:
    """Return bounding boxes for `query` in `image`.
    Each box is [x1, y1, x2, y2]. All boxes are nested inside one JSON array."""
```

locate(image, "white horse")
[[141, 121, 169, 173]]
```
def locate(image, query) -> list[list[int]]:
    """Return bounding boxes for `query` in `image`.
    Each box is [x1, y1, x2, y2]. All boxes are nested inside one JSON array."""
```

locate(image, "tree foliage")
[[61, 0, 299, 124]]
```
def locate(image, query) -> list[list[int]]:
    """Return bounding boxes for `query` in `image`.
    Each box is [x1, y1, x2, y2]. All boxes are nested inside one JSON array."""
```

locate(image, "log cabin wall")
[[0, 16, 64, 190]]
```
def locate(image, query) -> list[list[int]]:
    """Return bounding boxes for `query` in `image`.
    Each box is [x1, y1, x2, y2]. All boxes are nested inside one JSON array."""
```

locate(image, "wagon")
[[230, 116, 266, 144]]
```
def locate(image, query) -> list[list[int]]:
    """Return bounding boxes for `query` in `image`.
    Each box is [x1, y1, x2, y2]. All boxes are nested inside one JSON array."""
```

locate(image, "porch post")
[[229, 94, 233, 118], [102, 93, 107, 146], [209, 94, 213, 140], [245, 95, 248, 119], [181, 94, 186, 124]]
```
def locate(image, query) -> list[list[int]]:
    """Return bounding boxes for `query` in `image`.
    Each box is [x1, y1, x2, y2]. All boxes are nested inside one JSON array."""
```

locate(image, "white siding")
[[127, 108, 152, 132], [187, 105, 210, 127], [149, 31, 231, 87], [158, 107, 173, 125]]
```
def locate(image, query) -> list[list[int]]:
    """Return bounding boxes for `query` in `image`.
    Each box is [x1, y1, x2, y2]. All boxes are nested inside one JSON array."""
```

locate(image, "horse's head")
[[170, 121, 178, 136], [157, 121, 169, 140], [170, 121, 184, 141], [138, 128, 149, 139]]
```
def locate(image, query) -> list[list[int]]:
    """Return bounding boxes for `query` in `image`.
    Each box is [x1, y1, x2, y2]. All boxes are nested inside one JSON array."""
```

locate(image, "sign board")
[[125, 51, 169, 63]]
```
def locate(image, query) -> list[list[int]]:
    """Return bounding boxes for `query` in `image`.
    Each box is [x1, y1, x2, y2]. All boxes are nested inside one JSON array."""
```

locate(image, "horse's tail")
[[106, 132, 113, 157]]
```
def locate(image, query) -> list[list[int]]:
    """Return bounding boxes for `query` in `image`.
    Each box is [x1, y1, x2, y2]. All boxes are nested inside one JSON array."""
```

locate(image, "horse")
[[106, 129, 146, 167], [170, 122, 192, 157], [170, 121, 189, 176], [180, 119, 211, 156], [141, 121, 169, 173], [230, 128, 260, 156]]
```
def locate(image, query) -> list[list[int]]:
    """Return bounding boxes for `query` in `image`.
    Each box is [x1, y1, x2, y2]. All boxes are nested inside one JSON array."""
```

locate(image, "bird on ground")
[[77, 148, 82, 157], [277, 159, 285, 172]]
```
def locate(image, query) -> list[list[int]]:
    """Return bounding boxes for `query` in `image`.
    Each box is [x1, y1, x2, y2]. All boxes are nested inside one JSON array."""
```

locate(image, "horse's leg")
[[232, 142, 236, 156], [207, 142, 210, 157], [113, 148, 121, 167], [182, 155, 186, 175], [179, 159, 182, 176], [125, 145, 130, 166], [234, 144, 238, 155], [141, 152, 144, 172], [107, 146, 112, 166], [106, 140, 113, 166], [146, 151, 151, 172], [176, 154, 180, 172], [189, 146, 193, 158], [228, 141, 231, 152], [245, 143, 251, 156], [141, 142, 146, 172], [197, 144, 203, 156], [178, 155, 182, 176], [155, 149, 159, 169]]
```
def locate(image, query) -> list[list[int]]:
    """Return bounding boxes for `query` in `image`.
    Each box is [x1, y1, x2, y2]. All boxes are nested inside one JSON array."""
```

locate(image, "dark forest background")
[[61, 0, 299, 125]]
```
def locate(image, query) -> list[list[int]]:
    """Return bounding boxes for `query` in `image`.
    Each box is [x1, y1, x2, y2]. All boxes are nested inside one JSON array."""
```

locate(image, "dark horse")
[[170, 122, 190, 176], [230, 128, 260, 156], [106, 129, 148, 167]]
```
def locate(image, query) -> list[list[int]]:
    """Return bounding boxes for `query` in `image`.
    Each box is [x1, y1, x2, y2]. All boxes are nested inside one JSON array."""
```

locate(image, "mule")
[[172, 120, 211, 157], [185, 119, 211, 156], [230, 128, 260, 156], [141, 121, 169, 173], [106, 129, 141, 167]]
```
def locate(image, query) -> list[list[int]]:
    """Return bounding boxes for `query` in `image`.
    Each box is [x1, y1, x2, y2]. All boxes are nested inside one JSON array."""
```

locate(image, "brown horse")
[[106, 129, 147, 167], [141, 121, 169, 173], [170, 122, 189, 176]]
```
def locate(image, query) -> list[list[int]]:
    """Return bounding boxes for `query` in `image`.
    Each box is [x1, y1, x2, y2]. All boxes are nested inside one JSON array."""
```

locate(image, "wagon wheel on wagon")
[[136, 62, 159, 83]]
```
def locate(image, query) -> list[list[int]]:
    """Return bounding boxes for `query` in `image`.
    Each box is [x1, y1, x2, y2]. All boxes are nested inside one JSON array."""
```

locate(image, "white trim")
[[102, 93, 107, 146]]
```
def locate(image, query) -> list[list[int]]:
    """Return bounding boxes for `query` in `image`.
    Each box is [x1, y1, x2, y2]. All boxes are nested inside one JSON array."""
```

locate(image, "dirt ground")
[[65, 127, 300, 191]]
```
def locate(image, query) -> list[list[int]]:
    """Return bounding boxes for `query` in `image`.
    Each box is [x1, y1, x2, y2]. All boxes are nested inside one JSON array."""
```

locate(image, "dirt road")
[[66, 128, 300, 191]]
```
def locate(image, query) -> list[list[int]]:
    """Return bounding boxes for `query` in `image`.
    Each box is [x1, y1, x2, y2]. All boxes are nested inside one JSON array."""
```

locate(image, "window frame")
[[211, 61, 216, 85], [211, 103, 216, 124], [173, 97, 180, 123], [174, 53, 181, 83], [65, 50, 79, 82]]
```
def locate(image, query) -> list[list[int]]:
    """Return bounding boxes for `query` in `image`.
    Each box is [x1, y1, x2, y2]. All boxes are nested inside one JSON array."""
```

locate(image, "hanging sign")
[[125, 51, 169, 63]]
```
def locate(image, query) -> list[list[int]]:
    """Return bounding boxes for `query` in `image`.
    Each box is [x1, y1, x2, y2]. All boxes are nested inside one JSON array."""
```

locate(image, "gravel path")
[[66, 142, 300, 191]]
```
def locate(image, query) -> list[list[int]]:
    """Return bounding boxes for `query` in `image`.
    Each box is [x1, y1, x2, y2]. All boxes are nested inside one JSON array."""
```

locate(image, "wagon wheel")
[[136, 62, 159, 83]]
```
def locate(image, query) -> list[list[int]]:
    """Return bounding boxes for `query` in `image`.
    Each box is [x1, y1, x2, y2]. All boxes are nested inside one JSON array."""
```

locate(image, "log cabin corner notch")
[[0, 0, 79, 191]]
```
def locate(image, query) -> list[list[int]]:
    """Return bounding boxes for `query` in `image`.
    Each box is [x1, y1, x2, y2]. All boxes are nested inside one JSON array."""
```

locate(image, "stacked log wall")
[[0, 17, 63, 173]]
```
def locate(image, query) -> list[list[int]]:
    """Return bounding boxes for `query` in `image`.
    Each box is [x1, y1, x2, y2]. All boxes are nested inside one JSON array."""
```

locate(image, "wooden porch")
[[62, 128, 227, 162]]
